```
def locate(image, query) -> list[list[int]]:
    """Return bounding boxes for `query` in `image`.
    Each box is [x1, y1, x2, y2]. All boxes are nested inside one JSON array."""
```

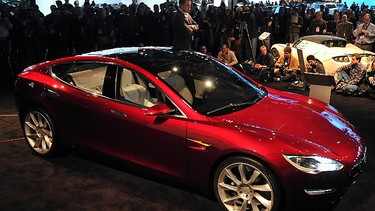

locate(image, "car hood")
[[208, 89, 365, 162]]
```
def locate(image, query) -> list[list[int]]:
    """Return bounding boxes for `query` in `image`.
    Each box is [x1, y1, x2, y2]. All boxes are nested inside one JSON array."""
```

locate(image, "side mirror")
[[144, 104, 175, 116]]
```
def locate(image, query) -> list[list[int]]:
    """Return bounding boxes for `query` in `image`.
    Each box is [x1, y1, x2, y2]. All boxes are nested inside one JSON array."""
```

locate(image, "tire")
[[270, 48, 280, 59], [214, 156, 281, 211], [22, 109, 58, 157]]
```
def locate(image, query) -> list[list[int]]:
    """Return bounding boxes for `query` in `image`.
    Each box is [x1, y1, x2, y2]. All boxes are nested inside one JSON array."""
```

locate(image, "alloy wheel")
[[24, 110, 54, 155], [216, 159, 276, 211]]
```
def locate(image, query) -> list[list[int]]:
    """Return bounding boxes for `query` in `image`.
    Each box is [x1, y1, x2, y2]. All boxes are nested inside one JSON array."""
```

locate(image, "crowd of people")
[[1, 0, 375, 95]]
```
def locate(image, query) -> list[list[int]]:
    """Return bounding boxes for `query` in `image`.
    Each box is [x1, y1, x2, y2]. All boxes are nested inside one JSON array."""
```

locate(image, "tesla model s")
[[15, 47, 366, 210]]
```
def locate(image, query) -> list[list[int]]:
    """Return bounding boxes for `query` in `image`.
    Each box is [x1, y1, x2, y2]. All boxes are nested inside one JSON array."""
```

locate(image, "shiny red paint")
[[15, 48, 366, 211]]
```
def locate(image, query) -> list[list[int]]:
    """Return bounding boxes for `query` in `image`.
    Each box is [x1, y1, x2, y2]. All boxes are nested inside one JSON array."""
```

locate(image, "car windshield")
[[117, 50, 266, 116]]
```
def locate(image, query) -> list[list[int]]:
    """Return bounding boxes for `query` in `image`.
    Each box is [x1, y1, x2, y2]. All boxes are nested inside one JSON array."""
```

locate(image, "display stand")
[[295, 48, 335, 104], [304, 73, 336, 103]]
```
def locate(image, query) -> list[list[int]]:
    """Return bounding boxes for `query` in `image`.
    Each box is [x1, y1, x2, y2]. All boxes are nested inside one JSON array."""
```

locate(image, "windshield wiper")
[[206, 101, 256, 116]]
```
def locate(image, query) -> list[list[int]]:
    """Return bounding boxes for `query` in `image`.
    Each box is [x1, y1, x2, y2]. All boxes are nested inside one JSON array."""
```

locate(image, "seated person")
[[254, 45, 275, 71], [199, 45, 212, 56], [275, 46, 299, 81], [357, 60, 375, 97], [217, 43, 238, 66], [368, 61, 375, 87], [305, 55, 325, 74], [255, 45, 275, 82], [335, 53, 366, 94]]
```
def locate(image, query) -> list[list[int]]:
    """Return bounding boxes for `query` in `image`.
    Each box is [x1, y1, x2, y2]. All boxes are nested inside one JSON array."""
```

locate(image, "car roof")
[[82, 46, 172, 57], [299, 35, 347, 44]]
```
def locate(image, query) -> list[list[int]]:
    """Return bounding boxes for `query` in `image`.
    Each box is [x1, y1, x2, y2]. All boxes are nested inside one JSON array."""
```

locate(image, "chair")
[[122, 84, 155, 107], [160, 72, 193, 104]]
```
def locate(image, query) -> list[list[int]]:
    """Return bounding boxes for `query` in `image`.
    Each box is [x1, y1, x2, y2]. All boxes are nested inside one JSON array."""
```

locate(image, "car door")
[[47, 61, 112, 151], [103, 66, 188, 179]]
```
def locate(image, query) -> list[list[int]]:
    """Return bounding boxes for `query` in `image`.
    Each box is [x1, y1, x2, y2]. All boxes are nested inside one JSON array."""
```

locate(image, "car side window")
[[117, 67, 183, 116], [51, 62, 107, 95], [118, 67, 159, 108]]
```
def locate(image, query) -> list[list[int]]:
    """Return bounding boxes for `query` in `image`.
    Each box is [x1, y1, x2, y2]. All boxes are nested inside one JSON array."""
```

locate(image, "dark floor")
[[0, 76, 374, 211]]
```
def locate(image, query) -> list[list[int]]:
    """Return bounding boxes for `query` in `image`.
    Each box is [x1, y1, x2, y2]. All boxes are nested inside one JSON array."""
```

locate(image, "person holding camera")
[[305, 55, 325, 74], [255, 46, 275, 82], [275, 46, 299, 81], [353, 13, 375, 51]]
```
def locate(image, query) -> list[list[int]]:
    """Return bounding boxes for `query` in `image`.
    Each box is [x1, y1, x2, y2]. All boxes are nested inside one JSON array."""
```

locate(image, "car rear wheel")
[[214, 157, 280, 211], [23, 109, 57, 156], [270, 48, 280, 59]]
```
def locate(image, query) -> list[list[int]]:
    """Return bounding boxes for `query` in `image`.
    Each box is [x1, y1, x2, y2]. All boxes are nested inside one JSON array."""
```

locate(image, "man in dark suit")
[[327, 11, 340, 35], [336, 14, 354, 42], [309, 11, 327, 35], [172, 0, 199, 50]]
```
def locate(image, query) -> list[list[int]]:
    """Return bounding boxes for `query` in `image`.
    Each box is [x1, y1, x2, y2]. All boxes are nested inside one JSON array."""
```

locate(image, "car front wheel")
[[214, 156, 280, 211], [23, 109, 57, 156]]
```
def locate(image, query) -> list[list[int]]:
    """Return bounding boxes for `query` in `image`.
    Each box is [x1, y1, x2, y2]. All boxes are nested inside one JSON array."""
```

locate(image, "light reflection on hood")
[[320, 110, 361, 142], [268, 92, 300, 104]]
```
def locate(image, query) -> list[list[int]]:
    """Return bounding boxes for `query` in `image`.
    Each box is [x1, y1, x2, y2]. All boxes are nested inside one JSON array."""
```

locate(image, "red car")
[[14, 47, 366, 211]]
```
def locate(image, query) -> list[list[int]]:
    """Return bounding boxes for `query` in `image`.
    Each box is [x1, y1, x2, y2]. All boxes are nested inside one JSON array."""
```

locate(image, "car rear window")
[[321, 40, 347, 47]]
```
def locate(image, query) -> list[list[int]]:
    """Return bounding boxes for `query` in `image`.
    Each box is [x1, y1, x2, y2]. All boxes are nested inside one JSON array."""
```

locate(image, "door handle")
[[111, 109, 127, 117], [46, 89, 60, 98]]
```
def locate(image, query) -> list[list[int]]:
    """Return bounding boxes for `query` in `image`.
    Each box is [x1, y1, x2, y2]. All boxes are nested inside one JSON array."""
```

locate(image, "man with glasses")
[[353, 13, 375, 51], [335, 53, 367, 95]]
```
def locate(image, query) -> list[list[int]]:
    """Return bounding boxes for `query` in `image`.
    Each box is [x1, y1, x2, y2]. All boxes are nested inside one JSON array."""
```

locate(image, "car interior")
[[119, 68, 158, 107], [52, 62, 107, 95]]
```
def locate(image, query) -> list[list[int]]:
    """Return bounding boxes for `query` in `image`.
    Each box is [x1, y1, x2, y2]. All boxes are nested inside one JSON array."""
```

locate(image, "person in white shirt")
[[217, 43, 238, 66]]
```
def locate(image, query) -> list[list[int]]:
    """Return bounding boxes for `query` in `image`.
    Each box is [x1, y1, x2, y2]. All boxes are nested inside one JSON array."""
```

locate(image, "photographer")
[[275, 46, 299, 81], [305, 55, 325, 74], [255, 45, 275, 82], [353, 13, 375, 51], [232, 6, 257, 62]]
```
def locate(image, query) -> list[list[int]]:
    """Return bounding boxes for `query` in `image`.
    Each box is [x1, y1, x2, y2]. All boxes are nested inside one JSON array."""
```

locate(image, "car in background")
[[271, 35, 375, 75], [311, 2, 338, 15], [15, 47, 366, 211], [336, 3, 348, 13]]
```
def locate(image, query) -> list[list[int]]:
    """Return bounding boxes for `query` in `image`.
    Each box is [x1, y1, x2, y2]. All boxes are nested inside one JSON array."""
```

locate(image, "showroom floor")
[[0, 76, 374, 210]]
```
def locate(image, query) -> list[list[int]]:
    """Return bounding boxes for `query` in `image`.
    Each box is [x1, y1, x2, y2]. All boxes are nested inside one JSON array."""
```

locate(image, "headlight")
[[283, 155, 344, 174], [332, 56, 350, 62]]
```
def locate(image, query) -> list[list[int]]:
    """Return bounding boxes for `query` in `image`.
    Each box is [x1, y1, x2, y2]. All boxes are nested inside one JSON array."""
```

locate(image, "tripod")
[[239, 21, 256, 61]]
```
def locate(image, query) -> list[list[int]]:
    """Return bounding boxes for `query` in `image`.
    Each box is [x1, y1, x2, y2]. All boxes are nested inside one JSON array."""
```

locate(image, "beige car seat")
[[159, 72, 193, 104]]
